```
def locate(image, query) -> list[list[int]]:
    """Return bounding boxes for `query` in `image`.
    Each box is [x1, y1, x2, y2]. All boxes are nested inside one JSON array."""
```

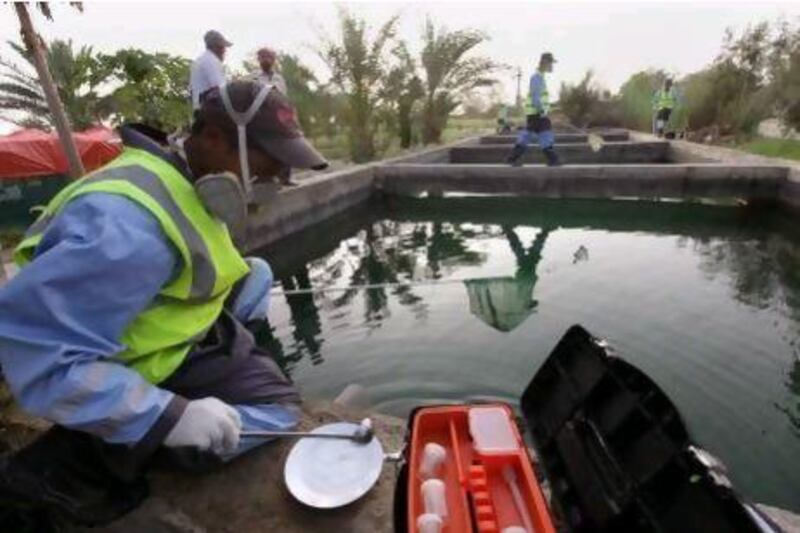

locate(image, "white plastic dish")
[[284, 422, 384, 508]]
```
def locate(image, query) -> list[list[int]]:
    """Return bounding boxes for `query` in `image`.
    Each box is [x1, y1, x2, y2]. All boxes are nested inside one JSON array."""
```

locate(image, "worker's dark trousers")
[[507, 114, 559, 165], [0, 311, 299, 529], [655, 107, 672, 136]]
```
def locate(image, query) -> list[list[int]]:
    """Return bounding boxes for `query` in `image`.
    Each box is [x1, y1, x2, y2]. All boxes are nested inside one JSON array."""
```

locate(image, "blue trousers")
[[514, 114, 555, 150]]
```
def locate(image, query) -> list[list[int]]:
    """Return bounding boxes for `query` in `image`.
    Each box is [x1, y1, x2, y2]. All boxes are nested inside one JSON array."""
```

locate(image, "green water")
[[254, 196, 800, 512]]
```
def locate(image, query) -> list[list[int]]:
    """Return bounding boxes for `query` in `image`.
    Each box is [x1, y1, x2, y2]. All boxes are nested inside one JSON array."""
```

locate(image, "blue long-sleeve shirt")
[[0, 191, 297, 449], [0, 193, 179, 444], [530, 71, 546, 114]]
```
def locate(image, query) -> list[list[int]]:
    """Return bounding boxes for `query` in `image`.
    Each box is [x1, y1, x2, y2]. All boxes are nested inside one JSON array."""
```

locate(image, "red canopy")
[[0, 126, 122, 180]]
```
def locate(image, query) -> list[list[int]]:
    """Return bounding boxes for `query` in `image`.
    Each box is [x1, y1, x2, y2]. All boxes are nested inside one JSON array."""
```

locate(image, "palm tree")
[[0, 39, 102, 130], [420, 18, 498, 144], [9, 2, 86, 177], [383, 42, 424, 149], [318, 7, 398, 162]]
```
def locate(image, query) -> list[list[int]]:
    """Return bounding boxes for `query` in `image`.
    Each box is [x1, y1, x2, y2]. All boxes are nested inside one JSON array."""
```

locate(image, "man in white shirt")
[[190, 30, 232, 110], [253, 48, 288, 95]]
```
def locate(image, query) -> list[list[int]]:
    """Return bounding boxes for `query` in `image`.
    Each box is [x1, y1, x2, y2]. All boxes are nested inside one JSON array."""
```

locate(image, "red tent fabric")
[[0, 126, 122, 180]]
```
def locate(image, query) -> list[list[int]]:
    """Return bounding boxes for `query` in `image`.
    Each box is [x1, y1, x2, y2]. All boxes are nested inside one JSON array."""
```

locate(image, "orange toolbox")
[[400, 403, 556, 533], [394, 326, 777, 532]]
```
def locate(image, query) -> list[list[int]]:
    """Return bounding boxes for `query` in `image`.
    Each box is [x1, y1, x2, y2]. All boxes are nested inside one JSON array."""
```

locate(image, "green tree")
[[768, 20, 800, 131], [97, 49, 191, 131], [420, 19, 497, 144], [617, 69, 668, 131], [558, 70, 601, 127], [383, 42, 424, 149], [278, 54, 320, 134], [678, 22, 774, 138], [0, 39, 103, 130], [319, 8, 398, 162]]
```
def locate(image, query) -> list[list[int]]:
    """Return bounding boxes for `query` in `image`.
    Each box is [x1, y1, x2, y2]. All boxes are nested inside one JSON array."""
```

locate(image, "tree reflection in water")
[[253, 218, 497, 374], [692, 231, 800, 436], [253, 197, 800, 438]]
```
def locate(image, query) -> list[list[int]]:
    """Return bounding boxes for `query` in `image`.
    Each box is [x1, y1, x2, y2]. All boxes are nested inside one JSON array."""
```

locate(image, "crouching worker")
[[0, 80, 328, 529]]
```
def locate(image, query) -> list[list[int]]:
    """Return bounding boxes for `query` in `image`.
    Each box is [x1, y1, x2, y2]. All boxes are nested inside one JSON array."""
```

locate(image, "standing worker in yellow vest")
[[653, 78, 679, 138], [507, 52, 561, 167], [496, 103, 511, 133], [0, 80, 328, 528]]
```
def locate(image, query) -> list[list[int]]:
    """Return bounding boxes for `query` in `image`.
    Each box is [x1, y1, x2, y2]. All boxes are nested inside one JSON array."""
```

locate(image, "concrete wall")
[[376, 163, 787, 200], [659, 135, 800, 209], [243, 139, 477, 250], [449, 141, 670, 164], [479, 132, 630, 144], [785, 168, 800, 210], [246, 165, 375, 251], [243, 131, 799, 251]]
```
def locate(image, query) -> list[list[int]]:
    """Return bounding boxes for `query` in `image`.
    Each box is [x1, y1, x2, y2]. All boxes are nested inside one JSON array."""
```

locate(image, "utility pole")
[[14, 2, 85, 179], [515, 67, 522, 112]]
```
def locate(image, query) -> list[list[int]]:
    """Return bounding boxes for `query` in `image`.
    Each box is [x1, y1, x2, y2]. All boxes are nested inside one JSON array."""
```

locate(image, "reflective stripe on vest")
[[14, 147, 250, 383], [22, 166, 216, 299], [655, 88, 677, 110], [524, 72, 550, 116]]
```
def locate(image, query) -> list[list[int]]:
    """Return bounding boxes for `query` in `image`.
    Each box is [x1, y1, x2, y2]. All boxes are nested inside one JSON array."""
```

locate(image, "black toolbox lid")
[[520, 325, 778, 533]]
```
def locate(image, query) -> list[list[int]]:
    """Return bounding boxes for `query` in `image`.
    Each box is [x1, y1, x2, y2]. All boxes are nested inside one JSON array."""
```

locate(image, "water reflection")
[[779, 357, 800, 437], [257, 197, 800, 436], [692, 228, 800, 435], [465, 226, 551, 332], [256, 217, 498, 371], [250, 264, 323, 376]]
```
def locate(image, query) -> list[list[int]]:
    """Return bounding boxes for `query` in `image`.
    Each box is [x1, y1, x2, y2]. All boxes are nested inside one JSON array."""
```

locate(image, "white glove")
[[164, 397, 242, 455]]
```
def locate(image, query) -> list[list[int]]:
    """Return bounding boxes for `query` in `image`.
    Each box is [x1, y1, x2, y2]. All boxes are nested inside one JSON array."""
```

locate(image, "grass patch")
[[309, 116, 497, 163], [441, 116, 496, 144], [738, 137, 800, 161]]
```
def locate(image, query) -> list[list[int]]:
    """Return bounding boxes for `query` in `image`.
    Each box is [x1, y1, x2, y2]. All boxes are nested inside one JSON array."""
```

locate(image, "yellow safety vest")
[[15, 147, 250, 384], [524, 71, 550, 116], [654, 87, 678, 110]]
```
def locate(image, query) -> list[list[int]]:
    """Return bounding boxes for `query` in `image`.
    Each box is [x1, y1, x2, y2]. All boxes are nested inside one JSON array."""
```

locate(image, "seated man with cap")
[[0, 80, 328, 529]]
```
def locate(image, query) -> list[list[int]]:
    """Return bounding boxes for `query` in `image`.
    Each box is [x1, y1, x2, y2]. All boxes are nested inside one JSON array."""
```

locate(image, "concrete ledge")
[[242, 131, 800, 252], [783, 167, 800, 210], [657, 135, 800, 209], [450, 142, 670, 164], [376, 164, 787, 200], [247, 165, 376, 250], [244, 138, 493, 251], [479, 131, 630, 144]]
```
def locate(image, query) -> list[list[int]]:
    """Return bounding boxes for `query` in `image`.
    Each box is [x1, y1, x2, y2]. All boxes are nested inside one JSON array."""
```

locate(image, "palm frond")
[[0, 82, 44, 103]]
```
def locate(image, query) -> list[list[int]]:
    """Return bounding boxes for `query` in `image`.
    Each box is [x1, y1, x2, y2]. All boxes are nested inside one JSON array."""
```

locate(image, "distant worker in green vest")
[[0, 80, 328, 528], [507, 52, 561, 167], [496, 103, 511, 133], [652, 78, 679, 138]]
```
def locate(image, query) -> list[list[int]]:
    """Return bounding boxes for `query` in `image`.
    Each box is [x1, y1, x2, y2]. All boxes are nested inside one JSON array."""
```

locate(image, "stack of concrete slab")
[[450, 141, 669, 164], [478, 131, 630, 144], [244, 128, 800, 251]]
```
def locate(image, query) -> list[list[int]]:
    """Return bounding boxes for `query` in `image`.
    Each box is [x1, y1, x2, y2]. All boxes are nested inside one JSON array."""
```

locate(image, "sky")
[[1, 0, 799, 133]]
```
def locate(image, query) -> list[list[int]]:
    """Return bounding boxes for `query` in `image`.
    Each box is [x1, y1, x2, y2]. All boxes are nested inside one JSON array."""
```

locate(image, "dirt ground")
[[79, 403, 406, 533]]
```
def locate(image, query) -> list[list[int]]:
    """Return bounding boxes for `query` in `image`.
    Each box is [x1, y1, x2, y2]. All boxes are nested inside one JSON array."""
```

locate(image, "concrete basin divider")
[[244, 132, 800, 252], [479, 131, 631, 144], [245, 139, 474, 250], [629, 130, 800, 209], [449, 141, 671, 164], [375, 163, 788, 200]]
